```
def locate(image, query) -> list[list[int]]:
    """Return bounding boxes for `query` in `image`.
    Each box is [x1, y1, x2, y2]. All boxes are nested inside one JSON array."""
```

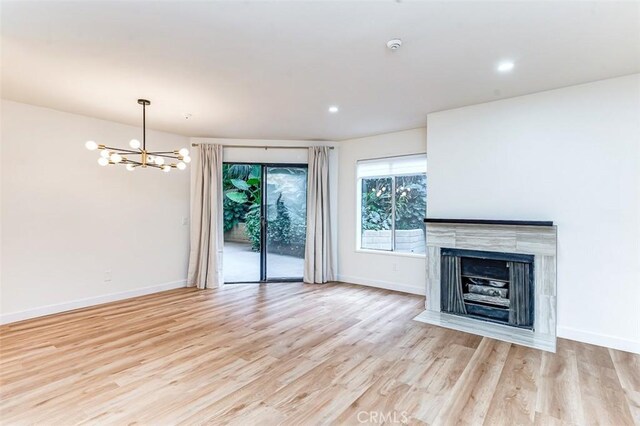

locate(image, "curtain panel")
[[508, 262, 532, 326], [187, 144, 224, 289], [441, 255, 467, 315], [304, 146, 335, 284]]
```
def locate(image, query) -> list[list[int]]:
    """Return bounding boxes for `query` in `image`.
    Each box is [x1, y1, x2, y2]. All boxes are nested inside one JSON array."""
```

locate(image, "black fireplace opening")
[[440, 248, 534, 329]]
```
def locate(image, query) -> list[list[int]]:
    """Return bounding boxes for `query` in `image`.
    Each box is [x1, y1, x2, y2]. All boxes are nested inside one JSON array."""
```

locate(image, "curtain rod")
[[191, 143, 334, 150], [356, 152, 427, 162]]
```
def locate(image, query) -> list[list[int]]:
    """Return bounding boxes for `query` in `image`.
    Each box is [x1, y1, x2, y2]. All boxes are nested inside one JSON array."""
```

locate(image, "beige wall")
[[337, 128, 427, 295], [1, 101, 191, 322]]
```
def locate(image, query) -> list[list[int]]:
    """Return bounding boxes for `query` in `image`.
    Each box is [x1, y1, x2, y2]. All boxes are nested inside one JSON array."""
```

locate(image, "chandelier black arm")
[[121, 159, 163, 169], [103, 146, 141, 155], [122, 159, 144, 166]]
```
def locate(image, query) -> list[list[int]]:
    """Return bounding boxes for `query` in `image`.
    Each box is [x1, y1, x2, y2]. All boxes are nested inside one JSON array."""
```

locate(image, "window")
[[357, 154, 427, 254]]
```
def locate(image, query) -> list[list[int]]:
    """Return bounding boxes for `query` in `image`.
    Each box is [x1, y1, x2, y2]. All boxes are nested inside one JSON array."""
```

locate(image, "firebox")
[[440, 248, 534, 329]]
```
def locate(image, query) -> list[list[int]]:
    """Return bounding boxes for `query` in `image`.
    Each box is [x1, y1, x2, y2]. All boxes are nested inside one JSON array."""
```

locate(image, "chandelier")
[[84, 99, 190, 172]]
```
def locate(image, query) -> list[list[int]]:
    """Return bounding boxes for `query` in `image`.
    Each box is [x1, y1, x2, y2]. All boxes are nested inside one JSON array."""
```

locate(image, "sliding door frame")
[[223, 161, 308, 284]]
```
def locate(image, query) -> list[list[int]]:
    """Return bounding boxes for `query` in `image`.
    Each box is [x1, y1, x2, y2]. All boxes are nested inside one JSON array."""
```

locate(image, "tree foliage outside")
[[223, 164, 261, 232], [361, 174, 426, 231], [244, 204, 262, 251], [394, 174, 427, 230], [264, 170, 307, 257], [361, 177, 393, 230]]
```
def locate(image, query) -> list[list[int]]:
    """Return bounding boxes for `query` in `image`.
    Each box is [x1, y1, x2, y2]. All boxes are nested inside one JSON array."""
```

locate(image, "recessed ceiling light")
[[328, 106, 339, 113], [497, 61, 515, 73]]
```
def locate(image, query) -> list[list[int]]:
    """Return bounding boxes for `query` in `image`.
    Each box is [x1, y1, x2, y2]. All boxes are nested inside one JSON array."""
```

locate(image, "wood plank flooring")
[[1, 283, 638, 425]]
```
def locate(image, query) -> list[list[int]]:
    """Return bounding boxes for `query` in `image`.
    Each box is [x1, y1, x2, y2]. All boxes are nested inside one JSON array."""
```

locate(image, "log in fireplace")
[[440, 248, 534, 329]]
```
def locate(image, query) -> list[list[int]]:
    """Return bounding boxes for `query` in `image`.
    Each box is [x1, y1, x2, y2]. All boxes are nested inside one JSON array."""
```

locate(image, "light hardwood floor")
[[1, 283, 638, 425]]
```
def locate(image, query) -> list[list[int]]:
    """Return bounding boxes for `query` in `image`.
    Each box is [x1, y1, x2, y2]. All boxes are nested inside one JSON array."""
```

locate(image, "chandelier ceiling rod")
[[138, 98, 150, 152]]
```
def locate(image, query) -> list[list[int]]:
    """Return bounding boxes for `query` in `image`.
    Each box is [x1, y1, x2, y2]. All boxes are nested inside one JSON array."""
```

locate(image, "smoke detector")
[[386, 38, 402, 50]]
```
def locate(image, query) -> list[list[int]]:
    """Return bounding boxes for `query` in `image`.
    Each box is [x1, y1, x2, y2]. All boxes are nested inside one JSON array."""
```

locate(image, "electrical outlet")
[[392, 263, 398, 272], [104, 270, 112, 282], [182, 216, 189, 226]]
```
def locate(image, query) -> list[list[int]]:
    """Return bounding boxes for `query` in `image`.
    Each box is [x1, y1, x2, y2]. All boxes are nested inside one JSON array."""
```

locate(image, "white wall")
[[1, 101, 191, 322], [337, 128, 427, 295], [427, 74, 640, 353], [189, 137, 339, 276]]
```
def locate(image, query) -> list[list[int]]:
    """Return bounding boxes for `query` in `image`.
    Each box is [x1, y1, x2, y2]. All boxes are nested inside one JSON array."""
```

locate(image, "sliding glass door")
[[222, 163, 307, 283], [222, 163, 262, 283], [265, 166, 307, 280]]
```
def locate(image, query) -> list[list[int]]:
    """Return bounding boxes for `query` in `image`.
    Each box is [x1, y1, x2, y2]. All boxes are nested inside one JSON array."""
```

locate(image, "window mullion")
[[391, 176, 396, 252]]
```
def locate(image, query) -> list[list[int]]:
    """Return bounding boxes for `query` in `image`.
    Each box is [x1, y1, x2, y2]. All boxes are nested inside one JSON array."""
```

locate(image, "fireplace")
[[440, 248, 534, 329], [414, 219, 557, 352]]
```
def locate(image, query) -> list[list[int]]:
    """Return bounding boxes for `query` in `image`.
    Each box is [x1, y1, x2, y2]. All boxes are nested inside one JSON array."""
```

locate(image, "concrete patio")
[[223, 241, 304, 282]]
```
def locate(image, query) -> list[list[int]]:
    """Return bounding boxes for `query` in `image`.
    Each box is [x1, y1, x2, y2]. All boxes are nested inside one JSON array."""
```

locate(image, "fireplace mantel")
[[423, 218, 554, 227], [414, 220, 558, 352]]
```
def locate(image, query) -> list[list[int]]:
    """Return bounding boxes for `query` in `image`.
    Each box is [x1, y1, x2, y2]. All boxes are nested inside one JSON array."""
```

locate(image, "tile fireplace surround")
[[414, 219, 558, 352]]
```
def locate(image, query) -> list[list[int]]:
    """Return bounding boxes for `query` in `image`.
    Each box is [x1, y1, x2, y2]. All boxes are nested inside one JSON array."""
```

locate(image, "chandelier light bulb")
[[177, 162, 186, 170], [182, 155, 191, 163], [100, 150, 111, 158], [179, 148, 189, 157], [154, 157, 165, 165], [126, 164, 136, 171], [111, 153, 123, 163], [163, 165, 171, 173], [85, 140, 98, 151], [98, 157, 109, 166], [129, 139, 141, 149]]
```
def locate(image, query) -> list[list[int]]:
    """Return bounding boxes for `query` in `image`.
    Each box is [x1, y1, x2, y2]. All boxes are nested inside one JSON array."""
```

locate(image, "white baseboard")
[[0, 280, 187, 325], [337, 274, 425, 296], [558, 326, 640, 354]]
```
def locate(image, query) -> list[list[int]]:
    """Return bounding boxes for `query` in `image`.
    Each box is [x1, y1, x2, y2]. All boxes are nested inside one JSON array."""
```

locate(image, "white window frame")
[[355, 153, 427, 256]]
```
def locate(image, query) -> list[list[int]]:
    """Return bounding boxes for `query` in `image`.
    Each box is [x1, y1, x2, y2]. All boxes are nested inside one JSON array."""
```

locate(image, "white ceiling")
[[2, 1, 639, 141]]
